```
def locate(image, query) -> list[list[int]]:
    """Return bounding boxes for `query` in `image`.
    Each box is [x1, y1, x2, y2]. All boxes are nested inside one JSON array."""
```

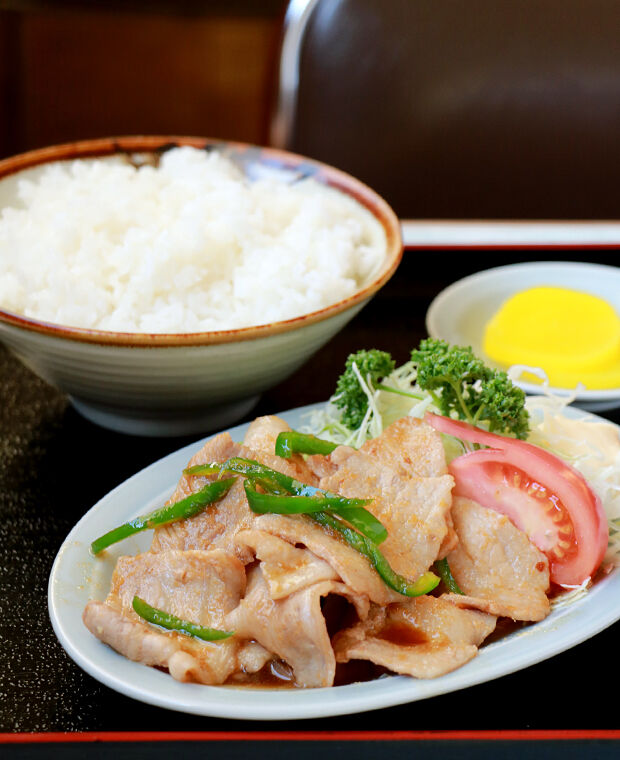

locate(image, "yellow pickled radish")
[[483, 286, 620, 389]]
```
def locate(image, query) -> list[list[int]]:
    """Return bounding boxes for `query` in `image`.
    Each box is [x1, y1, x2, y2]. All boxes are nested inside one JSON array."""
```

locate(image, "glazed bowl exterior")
[[0, 136, 402, 435]]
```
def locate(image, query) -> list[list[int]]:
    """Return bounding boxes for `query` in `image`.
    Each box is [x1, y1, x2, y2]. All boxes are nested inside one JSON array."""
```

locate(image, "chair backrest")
[[271, 0, 620, 219]]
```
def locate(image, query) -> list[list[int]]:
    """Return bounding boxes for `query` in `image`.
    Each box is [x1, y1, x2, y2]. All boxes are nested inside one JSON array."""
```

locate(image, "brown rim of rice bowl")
[[0, 136, 403, 348]]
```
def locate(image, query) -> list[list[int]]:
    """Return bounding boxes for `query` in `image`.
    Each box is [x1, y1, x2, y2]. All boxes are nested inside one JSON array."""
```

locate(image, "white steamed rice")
[[0, 147, 387, 333]]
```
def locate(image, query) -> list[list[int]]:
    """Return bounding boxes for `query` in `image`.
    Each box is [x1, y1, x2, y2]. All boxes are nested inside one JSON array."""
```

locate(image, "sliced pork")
[[237, 641, 274, 674], [83, 602, 236, 684], [243, 414, 291, 451], [225, 565, 369, 688], [320, 447, 454, 581], [443, 497, 550, 621], [150, 431, 249, 557], [307, 416, 448, 483], [164, 431, 239, 505], [151, 478, 257, 563], [83, 410, 562, 691], [360, 417, 449, 478], [253, 513, 401, 605], [243, 415, 318, 485], [83, 549, 245, 685], [367, 417, 458, 559], [151, 417, 317, 561], [234, 529, 339, 598], [333, 595, 496, 679]]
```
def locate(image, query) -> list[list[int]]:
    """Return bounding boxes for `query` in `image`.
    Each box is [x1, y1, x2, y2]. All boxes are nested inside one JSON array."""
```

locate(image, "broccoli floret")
[[411, 338, 530, 439], [333, 349, 395, 429]]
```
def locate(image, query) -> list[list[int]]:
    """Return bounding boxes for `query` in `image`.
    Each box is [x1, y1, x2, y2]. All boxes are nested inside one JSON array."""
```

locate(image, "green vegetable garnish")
[[242, 480, 386, 544], [411, 338, 530, 439], [275, 431, 338, 458], [185, 457, 436, 597], [244, 463, 437, 597], [186, 457, 387, 544], [311, 511, 439, 597], [90, 478, 236, 555], [317, 339, 530, 447], [433, 557, 464, 595], [132, 596, 233, 641], [186, 457, 345, 500], [333, 349, 396, 429], [243, 480, 370, 514]]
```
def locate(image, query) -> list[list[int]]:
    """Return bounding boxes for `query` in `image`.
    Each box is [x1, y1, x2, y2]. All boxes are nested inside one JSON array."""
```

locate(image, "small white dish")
[[426, 261, 620, 411], [48, 402, 620, 720]]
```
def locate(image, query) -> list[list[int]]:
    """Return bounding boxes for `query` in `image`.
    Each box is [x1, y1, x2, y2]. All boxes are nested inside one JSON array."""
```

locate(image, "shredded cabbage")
[[301, 360, 434, 445], [526, 394, 620, 567]]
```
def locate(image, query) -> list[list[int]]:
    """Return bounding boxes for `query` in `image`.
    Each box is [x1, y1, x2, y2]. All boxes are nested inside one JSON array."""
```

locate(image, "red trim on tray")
[[2, 730, 620, 743]]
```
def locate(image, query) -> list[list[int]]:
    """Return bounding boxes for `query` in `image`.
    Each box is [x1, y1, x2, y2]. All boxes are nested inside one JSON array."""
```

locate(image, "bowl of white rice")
[[0, 136, 402, 435]]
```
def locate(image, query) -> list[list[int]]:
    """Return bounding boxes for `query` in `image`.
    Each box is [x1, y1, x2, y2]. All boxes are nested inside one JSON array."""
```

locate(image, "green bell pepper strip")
[[433, 557, 464, 594], [275, 431, 338, 458], [242, 480, 386, 544], [235, 458, 387, 543], [311, 511, 439, 597], [245, 474, 434, 597], [243, 480, 330, 515], [132, 596, 233, 641], [185, 457, 388, 544], [325, 504, 387, 545], [90, 477, 236, 555], [243, 479, 367, 514], [184, 458, 435, 598], [185, 458, 311, 495]]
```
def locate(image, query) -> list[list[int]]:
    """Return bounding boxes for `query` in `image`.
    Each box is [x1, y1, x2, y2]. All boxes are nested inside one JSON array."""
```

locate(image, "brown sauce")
[[333, 660, 390, 687], [223, 611, 542, 688], [480, 617, 529, 646], [321, 594, 359, 638], [375, 621, 429, 646], [225, 659, 299, 689]]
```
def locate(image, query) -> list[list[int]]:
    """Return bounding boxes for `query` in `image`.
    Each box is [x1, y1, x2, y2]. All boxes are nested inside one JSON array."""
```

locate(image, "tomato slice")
[[425, 412, 608, 586]]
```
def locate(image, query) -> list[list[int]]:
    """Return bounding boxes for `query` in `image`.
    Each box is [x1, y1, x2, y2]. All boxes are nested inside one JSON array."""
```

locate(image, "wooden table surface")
[[1, 250, 619, 737]]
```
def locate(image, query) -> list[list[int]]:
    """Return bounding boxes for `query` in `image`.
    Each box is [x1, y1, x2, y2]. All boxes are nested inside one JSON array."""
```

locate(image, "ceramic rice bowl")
[[0, 136, 402, 436]]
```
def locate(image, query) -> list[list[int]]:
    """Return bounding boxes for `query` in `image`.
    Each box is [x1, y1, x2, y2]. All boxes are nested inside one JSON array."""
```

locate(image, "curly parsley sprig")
[[333, 349, 395, 429], [411, 338, 530, 439]]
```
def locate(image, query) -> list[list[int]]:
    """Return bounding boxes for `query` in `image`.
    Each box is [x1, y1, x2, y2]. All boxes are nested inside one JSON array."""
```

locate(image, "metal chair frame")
[[270, 0, 319, 149]]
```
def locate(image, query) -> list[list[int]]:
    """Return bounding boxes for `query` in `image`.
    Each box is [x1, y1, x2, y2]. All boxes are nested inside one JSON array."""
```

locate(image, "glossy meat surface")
[[360, 417, 449, 478], [445, 497, 550, 621], [234, 529, 339, 598], [253, 513, 401, 605], [225, 565, 368, 687], [333, 595, 496, 678], [83, 548, 245, 684], [151, 416, 317, 562], [320, 446, 454, 581]]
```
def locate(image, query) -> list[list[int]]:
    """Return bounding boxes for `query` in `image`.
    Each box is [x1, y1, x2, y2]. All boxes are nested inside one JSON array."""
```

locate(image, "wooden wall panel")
[[0, 7, 282, 159], [0, 12, 24, 158]]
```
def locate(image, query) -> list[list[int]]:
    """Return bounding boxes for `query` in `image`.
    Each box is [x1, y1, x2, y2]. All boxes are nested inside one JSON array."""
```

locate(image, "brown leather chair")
[[271, 0, 620, 219]]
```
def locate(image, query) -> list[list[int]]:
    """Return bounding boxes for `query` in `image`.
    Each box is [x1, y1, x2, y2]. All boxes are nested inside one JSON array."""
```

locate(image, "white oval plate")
[[426, 261, 620, 411], [49, 403, 620, 720]]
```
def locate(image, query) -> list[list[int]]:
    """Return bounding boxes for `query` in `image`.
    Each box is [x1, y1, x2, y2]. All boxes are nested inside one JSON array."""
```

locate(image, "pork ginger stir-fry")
[[82, 413, 572, 689]]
